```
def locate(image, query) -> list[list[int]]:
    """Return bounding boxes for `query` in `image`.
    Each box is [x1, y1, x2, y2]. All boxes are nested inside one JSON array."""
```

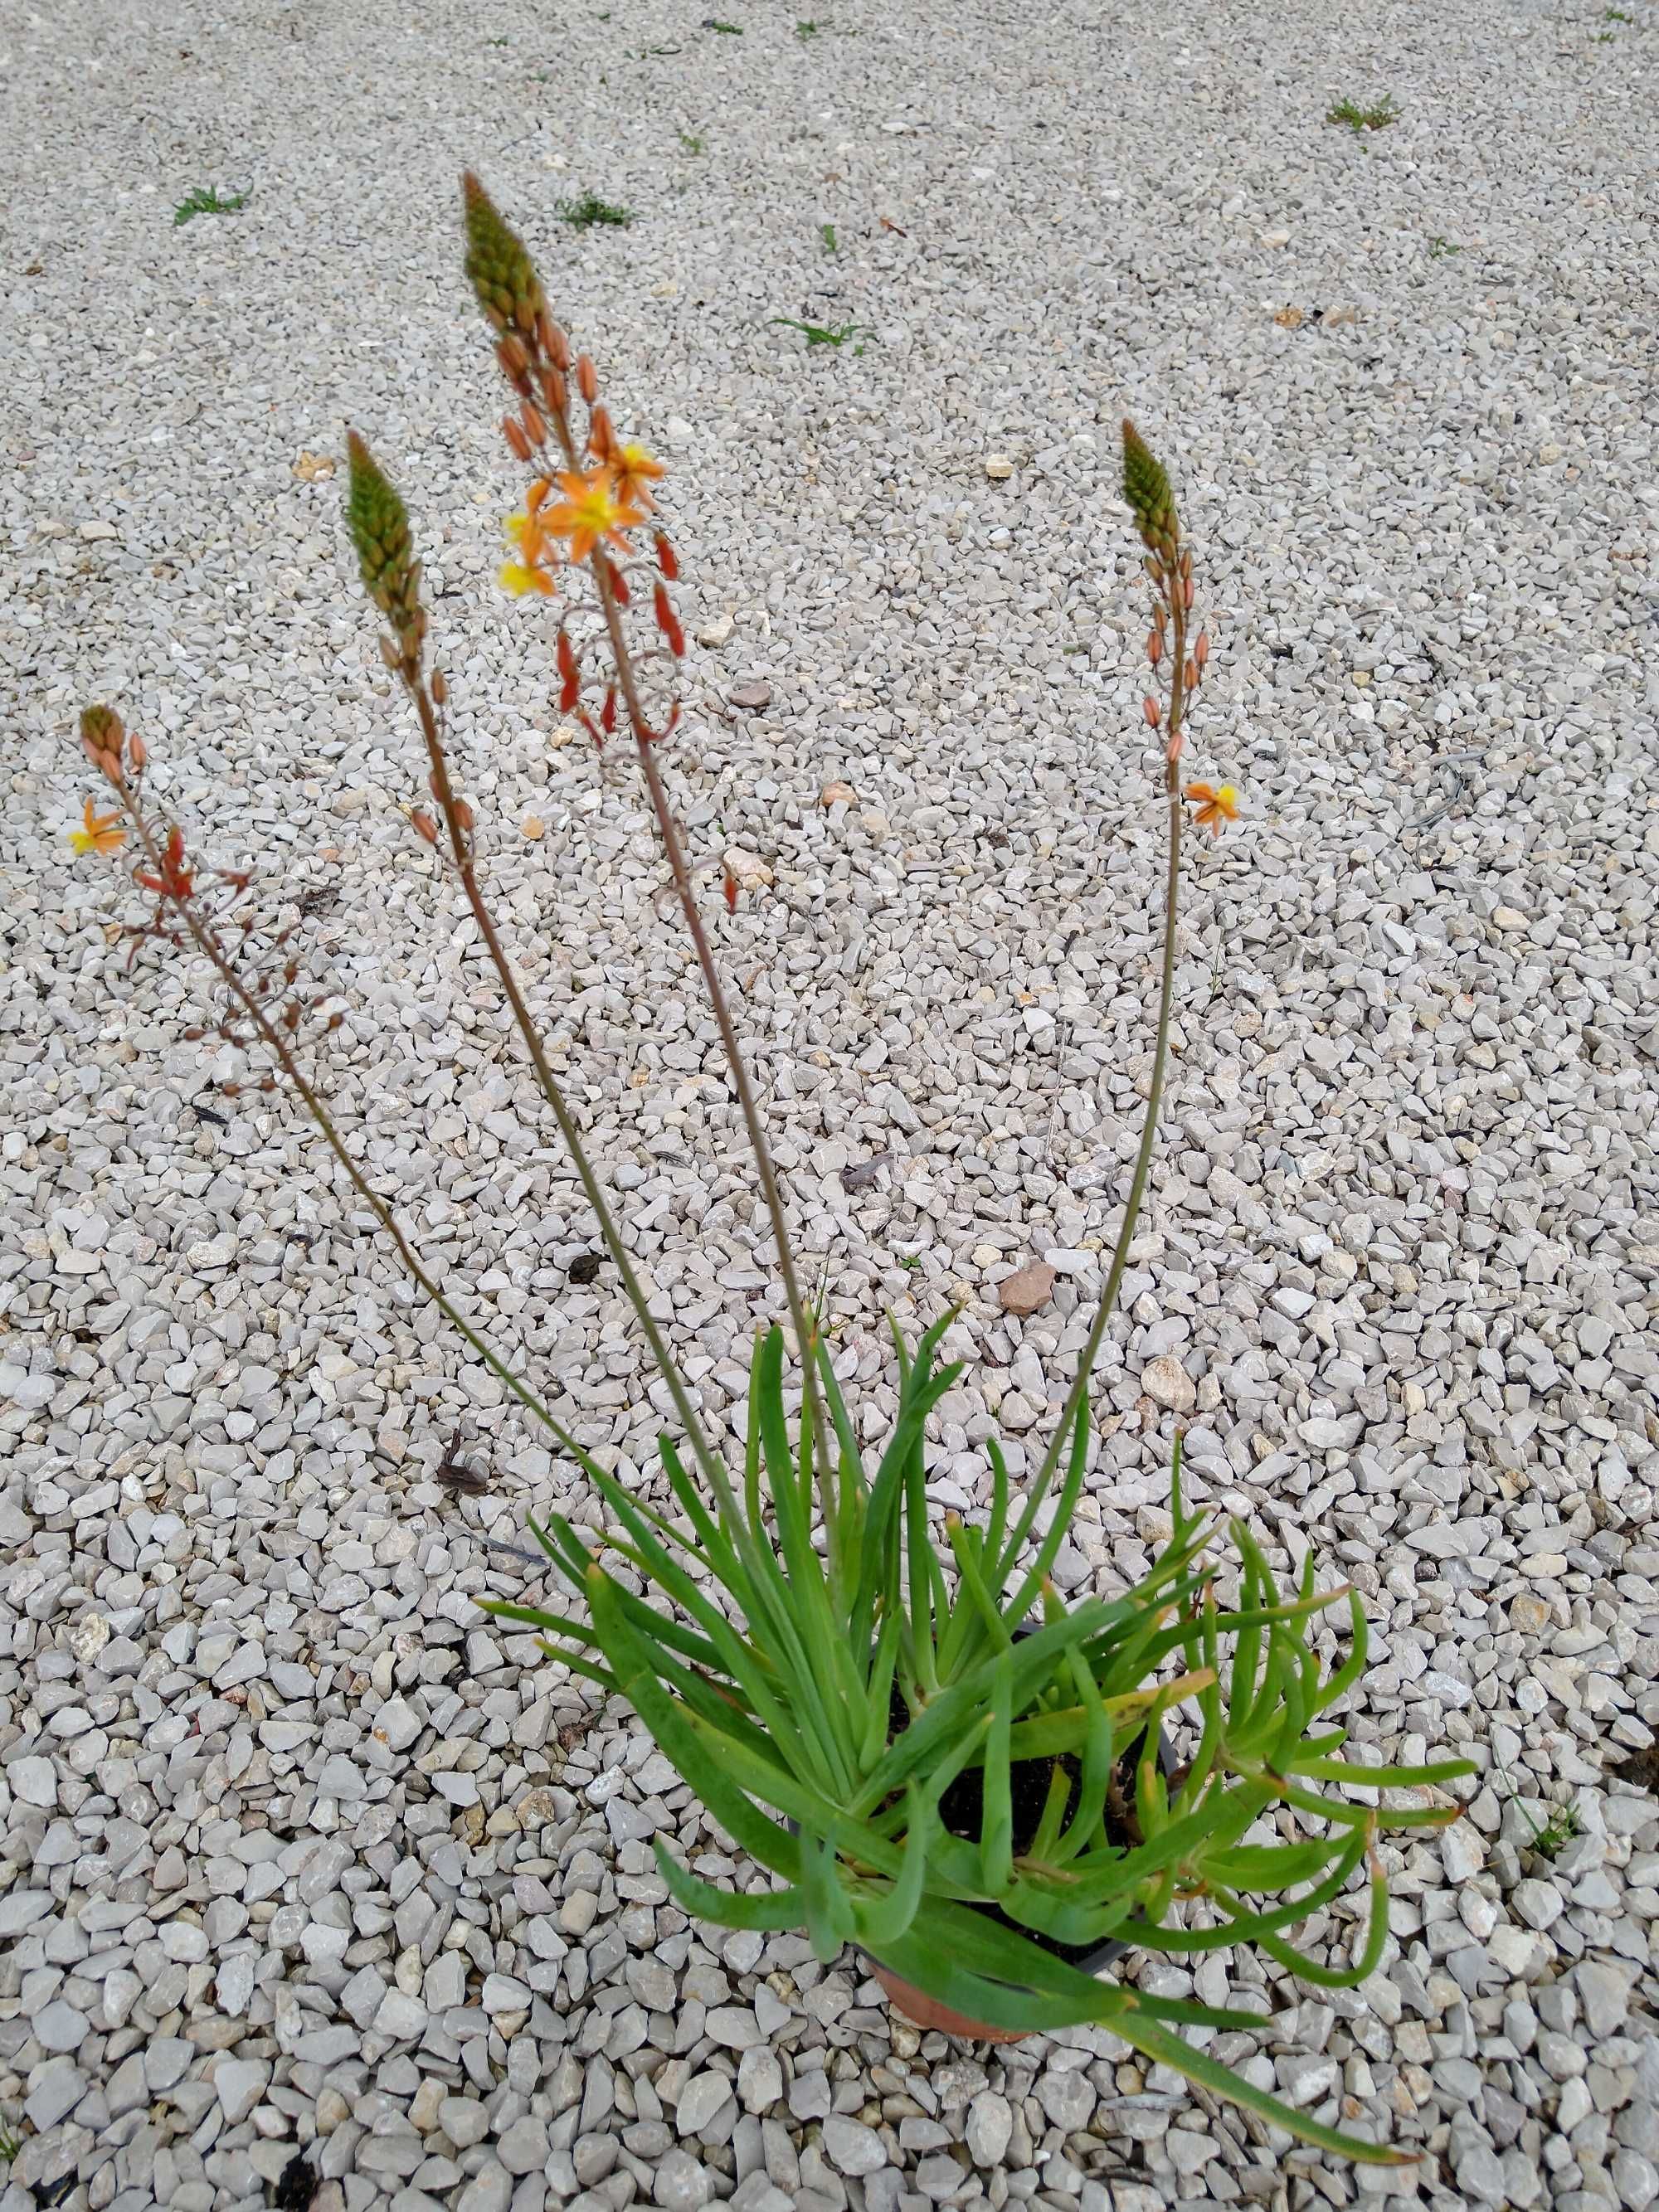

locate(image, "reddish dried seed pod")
[[601, 685, 618, 735], [722, 866, 739, 915], [411, 809, 439, 844], [576, 353, 598, 403], [327, 1012, 344, 1031], [455, 800, 474, 835], [431, 668, 449, 705], [1142, 695, 1160, 729], [654, 532, 679, 580]]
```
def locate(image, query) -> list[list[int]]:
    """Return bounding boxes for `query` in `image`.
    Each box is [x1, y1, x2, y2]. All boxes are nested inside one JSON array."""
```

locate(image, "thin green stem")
[[115, 785, 588, 1466], [1023, 557, 1189, 1514], [403, 673, 730, 1500], [592, 561, 839, 1565]]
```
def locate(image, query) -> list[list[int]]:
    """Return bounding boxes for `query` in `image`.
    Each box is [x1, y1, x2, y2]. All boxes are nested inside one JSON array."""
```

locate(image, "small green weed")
[[678, 129, 706, 153], [1495, 1753, 1582, 1859], [1604, 7, 1631, 18], [1531, 1801, 1582, 1856], [0, 2127, 19, 2165], [557, 192, 634, 228], [771, 317, 865, 350], [896, 1252, 922, 1271], [173, 186, 248, 226], [486, 33, 510, 44], [1428, 235, 1462, 259], [703, 17, 743, 31], [1326, 95, 1399, 133], [820, 221, 837, 255], [796, 17, 823, 35]]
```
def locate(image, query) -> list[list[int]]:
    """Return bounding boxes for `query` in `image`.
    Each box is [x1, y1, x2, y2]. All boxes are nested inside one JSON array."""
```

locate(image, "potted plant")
[[66, 176, 1473, 2166]]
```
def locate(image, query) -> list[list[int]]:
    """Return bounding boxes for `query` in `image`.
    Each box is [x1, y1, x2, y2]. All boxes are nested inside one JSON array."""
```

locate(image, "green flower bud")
[[462, 171, 545, 338], [345, 430, 422, 640], [1121, 420, 1179, 552]]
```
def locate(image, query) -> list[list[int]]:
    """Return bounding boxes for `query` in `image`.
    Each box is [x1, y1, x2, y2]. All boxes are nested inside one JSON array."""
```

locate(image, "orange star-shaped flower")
[[69, 795, 126, 858], [543, 466, 647, 563], [590, 409, 667, 516], [1185, 781, 1240, 837]]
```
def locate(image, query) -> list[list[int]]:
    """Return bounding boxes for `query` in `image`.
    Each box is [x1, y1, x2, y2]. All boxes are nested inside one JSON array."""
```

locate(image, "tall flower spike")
[[345, 431, 423, 647], [461, 171, 546, 341], [1121, 419, 1179, 554]]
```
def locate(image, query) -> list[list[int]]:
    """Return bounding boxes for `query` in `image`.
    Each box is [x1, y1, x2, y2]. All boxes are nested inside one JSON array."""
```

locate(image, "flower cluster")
[[459, 173, 684, 746], [1121, 420, 1238, 839], [500, 462, 654, 596]]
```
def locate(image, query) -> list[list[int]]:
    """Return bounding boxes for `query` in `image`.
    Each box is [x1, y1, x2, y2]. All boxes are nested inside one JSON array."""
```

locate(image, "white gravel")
[[2, 1, 1657, 2210]]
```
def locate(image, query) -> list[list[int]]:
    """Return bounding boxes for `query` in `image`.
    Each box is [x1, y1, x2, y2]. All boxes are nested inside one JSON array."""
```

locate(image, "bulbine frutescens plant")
[[65, 176, 1472, 2164]]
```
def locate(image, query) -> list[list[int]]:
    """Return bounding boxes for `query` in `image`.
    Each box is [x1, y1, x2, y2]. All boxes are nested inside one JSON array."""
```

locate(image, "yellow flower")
[[69, 795, 125, 857], [499, 480, 558, 597], [499, 556, 553, 597], [544, 466, 646, 563], [1185, 782, 1239, 837]]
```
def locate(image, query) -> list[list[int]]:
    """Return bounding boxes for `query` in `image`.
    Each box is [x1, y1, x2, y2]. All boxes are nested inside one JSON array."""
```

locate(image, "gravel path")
[[3, 0, 1657, 2208]]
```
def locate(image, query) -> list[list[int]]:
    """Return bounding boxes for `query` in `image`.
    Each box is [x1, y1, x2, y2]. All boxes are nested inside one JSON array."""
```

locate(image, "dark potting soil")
[[889, 1680, 1143, 1968]]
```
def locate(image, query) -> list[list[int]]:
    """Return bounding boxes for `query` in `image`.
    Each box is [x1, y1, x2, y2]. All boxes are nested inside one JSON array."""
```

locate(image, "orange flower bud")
[[1142, 696, 1160, 729], [499, 333, 530, 380], [1194, 630, 1209, 671], [1146, 629, 1162, 665], [654, 581, 685, 656], [127, 732, 147, 771], [504, 414, 533, 461], [1184, 574, 1194, 610], [654, 532, 679, 580], [576, 353, 598, 403], [538, 364, 567, 417], [411, 809, 439, 843], [454, 799, 474, 835], [542, 316, 572, 371], [520, 400, 546, 446], [1185, 656, 1198, 689], [1166, 731, 1184, 764]]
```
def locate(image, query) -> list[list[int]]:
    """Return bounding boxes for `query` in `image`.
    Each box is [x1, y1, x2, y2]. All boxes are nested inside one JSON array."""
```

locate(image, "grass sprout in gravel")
[[2, 0, 1656, 2208]]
